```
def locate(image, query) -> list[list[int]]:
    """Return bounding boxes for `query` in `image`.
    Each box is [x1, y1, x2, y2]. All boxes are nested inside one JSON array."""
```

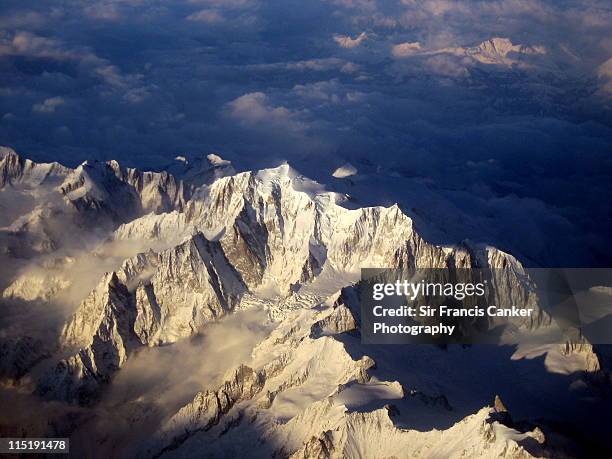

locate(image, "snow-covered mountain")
[[0, 147, 235, 259], [463, 37, 546, 67], [0, 146, 70, 189], [163, 153, 236, 188], [0, 147, 608, 458], [391, 37, 547, 68]]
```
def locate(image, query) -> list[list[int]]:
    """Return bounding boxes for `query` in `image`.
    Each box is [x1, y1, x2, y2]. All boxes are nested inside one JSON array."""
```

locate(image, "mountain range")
[[0, 146, 609, 458]]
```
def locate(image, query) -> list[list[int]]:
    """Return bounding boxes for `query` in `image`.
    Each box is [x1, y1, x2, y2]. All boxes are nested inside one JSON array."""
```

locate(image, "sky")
[[0, 0, 611, 266]]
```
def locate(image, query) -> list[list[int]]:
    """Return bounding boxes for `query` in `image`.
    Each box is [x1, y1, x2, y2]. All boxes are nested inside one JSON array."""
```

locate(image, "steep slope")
[[466, 37, 546, 66], [58, 160, 189, 223], [0, 147, 212, 261], [0, 147, 70, 189], [287, 404, 544, 459], [40, 233, 246, 403], [139, 292, 573, 459], [38, 271, 135, 404], [163, 153, 236, 188], [113, 166, 320, 291], [113, 165, 436, 293]]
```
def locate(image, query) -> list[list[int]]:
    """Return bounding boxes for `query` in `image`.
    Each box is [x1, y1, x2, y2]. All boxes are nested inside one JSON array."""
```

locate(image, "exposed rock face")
[[39, 272, 136, 404], [0, 147, 70, 189], [111, 165, 536, 300], [150, 364, 265, 456], [479, 247, 550, 330], [2, 270, 72, 302], [0, 149, 198, 260], [144, 319, 379, 457], [467, 37, 546, 66], [561, 339, 601, 373], [310, 305, 357, 337], [134, 289, 582, 459], [124, 234, 246, 345], [58, 159, 190, 223], [292, 430, 336, 459], [113, 168, 318, 290], [113, 167, 419, 293], [0, 148, 73, 257], [0, 336, 50, 380], [163, 153, 236, 188], [40, 233, 246, 403]]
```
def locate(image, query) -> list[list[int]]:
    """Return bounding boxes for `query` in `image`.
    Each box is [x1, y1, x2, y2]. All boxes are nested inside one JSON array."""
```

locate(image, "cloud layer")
[[0, 0, 611, 266]]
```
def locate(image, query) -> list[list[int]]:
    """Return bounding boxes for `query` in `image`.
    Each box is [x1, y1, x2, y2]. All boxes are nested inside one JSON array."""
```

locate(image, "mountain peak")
[[0, 146, 18, 159], [468, 37, 546, 65], [164, 152, 235, 187]]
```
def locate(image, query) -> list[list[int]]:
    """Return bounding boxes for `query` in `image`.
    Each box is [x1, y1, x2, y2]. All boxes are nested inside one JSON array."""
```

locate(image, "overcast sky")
[[1, 0, 611, 266]]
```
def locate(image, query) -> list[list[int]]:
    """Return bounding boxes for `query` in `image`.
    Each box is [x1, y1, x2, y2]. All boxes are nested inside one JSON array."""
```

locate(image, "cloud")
[[0, 0, 610, 268], [391, 41, 422, 58], [0, 11, 47, 28], [122, 86, 152, 104], [325, 0, 377, 11], [332, 162, 357, 178], [94, 64, 144, 89], [285, 57, 350, 71], [0, 31, 81, 60], [83, 4, 121, 21], [188, 0, 255, 7], [0, 30, 152, 108], [293, 81, 340, 102], [219, 90, 333, 162], [96, 307, 271, 428], [187, 9, 224, 23], [423, 54, 469, 77], [333, 31, 367, 48], [598, 57, 612, 96], [243, 57, 359, 76], [185, 0, 259, 28], [0, 31, 141, 83], [32, 97, 65, 113], [293, 80, 365, 104], [225, 92, 305, 130]]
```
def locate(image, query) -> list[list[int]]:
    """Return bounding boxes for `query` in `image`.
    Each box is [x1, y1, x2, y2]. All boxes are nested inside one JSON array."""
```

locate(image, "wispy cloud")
[[32, 96, 65, 113], [83, 4, 122, 21], [188, 0, 256, 7], [187, 9, 224, 23], [293, 80, 365, 104]]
